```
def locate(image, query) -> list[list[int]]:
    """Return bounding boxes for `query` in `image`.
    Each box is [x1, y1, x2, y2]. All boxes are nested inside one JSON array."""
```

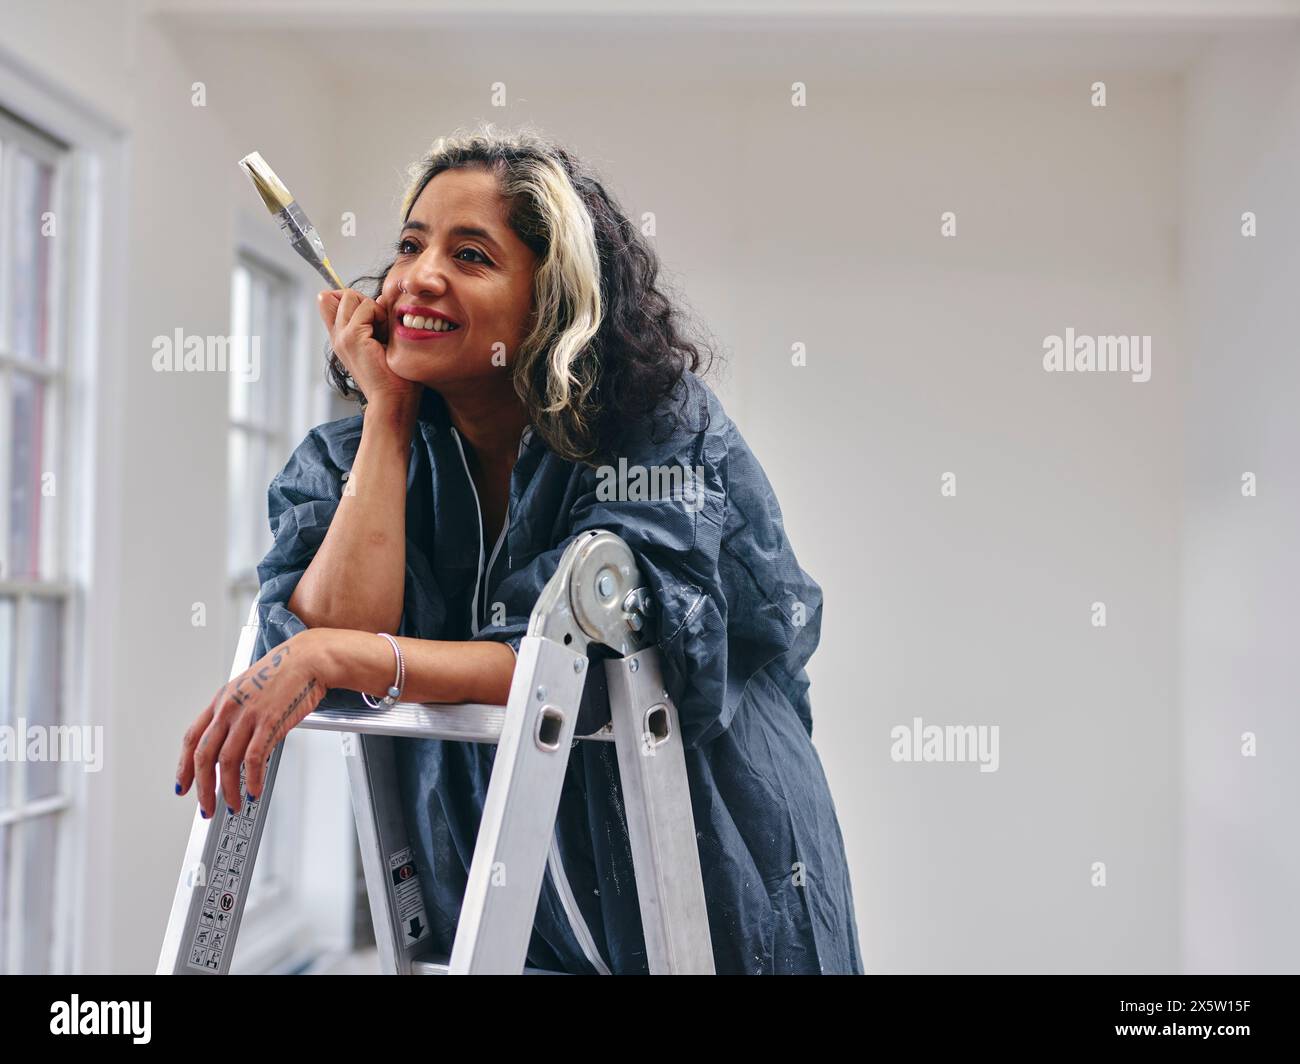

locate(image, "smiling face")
[[380, 165, 539, 394]]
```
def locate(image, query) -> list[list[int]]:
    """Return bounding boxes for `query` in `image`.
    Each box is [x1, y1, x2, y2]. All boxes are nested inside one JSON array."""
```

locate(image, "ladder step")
[[297, 692, 614, 745], [298, 693, 509, 743]]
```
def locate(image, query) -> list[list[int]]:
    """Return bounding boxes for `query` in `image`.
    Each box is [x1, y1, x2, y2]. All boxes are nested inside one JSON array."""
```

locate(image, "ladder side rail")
[[605, 649, 716, 974], [447, 635, 588, 973], [158, 594, 281, 975]]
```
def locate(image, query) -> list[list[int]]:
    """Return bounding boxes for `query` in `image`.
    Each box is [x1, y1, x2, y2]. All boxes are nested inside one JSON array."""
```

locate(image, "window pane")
[[229, 264, 251, 422], [23, 597, 63, 802], [247, 273, 275, 426], [226, 584, 258, 670], [5, 150, 55, 363], [257, 431, 278, 555], [267, 279, 289, 428], [20, 815, 57, 972], [229, 429, 273, 580], [227, 429, 248, 577], [247, 432, 269, 571], [0, 597, 12, 809], [229, 256, 294, 596], [9, 372, 46, 580]]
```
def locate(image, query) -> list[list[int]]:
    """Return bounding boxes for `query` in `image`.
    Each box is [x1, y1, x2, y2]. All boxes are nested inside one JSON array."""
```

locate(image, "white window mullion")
[[38, 375, 59, 582], [41, 145, 68, 584], [0, 134, 9, 361], [0, 132, 13, 582], [51, 577, 80, 972], [5, 592, 28, 974], [0, 362, 10, 576], [43, 144, 74, 975]]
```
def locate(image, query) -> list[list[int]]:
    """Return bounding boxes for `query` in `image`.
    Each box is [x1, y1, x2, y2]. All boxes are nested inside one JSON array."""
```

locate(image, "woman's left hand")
[[175, 629, 333, 818]]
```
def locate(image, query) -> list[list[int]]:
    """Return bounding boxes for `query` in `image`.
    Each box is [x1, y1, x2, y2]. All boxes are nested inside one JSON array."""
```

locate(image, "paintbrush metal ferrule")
[[238, 151, 344, 289]]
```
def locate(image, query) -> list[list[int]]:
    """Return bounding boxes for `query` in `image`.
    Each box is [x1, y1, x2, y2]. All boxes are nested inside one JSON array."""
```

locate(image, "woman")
[[175, 126, 863, 975]]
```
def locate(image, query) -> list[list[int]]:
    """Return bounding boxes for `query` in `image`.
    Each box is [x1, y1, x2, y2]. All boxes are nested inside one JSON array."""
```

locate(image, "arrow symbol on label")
[[407, 917, 424, 940]]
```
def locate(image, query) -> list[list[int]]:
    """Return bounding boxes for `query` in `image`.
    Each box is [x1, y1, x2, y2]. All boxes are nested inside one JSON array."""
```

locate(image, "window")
[[228, 252, 297, 656], [226, 250, 305, 934], [223, 242, 360, 974], [0, 107, 76, 974]]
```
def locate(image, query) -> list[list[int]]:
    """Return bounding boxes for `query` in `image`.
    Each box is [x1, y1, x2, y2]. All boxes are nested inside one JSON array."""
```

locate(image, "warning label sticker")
[[388, 846, 431, 945], [185, 765, 261, 972]]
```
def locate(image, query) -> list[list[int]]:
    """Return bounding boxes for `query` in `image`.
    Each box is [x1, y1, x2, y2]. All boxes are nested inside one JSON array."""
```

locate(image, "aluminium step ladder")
[[158, 529, 715, 975]]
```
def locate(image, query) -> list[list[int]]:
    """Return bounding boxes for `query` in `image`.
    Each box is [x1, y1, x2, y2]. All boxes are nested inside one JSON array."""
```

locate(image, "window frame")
[[0, 105, 76, 976], [227, 248, 299, 614], [0, 57, 128, 976]]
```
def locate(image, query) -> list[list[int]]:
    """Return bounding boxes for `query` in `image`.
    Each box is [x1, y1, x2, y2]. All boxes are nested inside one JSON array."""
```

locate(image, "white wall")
[[1181, 29, 1300, 974], [1, 0, 135, 126], [737, 76, 1185, 971]]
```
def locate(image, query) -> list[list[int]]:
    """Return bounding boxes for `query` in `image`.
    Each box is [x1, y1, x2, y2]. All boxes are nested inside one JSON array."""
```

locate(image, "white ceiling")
[[162, 21, 1269, 91], [146, 0, 1300, 92]]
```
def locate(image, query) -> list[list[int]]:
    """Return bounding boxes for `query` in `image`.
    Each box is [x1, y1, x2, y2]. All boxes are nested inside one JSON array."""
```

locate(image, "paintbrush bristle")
[[238, 151, 294, 213]]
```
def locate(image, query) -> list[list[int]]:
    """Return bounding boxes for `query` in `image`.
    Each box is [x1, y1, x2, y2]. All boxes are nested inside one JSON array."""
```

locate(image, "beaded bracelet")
[[362, 633, 405, 708]]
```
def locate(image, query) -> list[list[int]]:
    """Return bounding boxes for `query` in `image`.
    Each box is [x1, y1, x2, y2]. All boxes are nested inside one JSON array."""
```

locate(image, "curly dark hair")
[[325, 123, 721, 466]]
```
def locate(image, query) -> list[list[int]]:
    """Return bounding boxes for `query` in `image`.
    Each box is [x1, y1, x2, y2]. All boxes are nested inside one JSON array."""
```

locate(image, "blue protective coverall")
[[252, 369, 864, 974]]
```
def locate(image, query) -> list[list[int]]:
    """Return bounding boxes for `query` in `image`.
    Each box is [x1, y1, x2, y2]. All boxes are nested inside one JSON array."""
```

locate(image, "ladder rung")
[[298, 694, 509, 743]]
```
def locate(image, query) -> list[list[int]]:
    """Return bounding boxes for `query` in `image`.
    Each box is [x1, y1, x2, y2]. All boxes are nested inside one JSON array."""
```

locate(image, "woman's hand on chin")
[[318, 287, 423, 411]]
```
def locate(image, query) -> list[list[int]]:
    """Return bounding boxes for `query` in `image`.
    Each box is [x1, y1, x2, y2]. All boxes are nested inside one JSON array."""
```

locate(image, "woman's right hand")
[[317, 287, 423, 410]]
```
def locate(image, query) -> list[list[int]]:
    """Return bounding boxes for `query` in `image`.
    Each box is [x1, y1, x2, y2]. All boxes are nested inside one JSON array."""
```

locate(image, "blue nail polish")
[[200, 808, 210, 819], [227, 806, 235, 815], [175, 782, 182, 795]]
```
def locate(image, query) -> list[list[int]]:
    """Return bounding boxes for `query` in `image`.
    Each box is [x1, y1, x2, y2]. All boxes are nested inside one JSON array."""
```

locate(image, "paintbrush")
[[238, 151, 345, 289]]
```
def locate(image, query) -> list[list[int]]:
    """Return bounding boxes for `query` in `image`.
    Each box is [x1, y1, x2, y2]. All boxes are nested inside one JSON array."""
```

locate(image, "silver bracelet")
[[362, 633, 405, 708]]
